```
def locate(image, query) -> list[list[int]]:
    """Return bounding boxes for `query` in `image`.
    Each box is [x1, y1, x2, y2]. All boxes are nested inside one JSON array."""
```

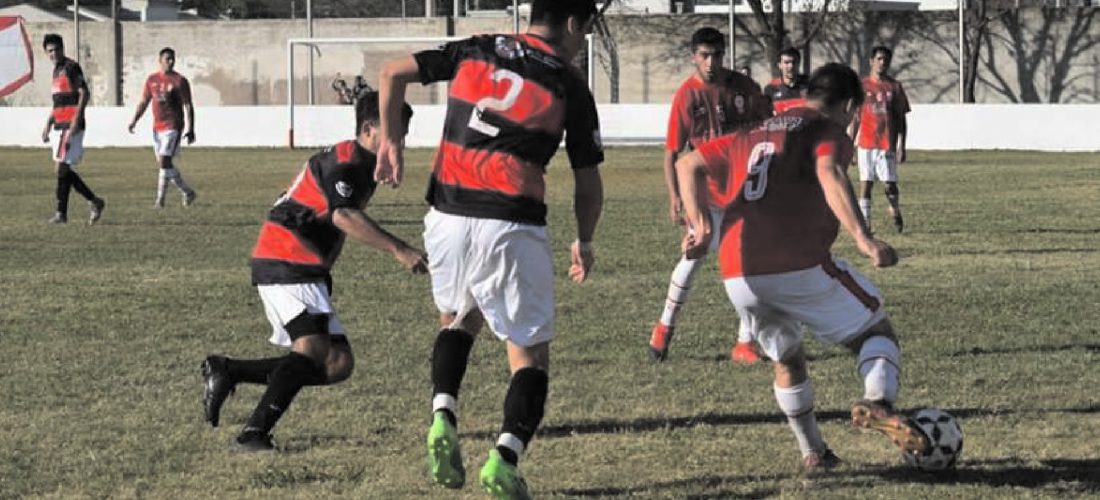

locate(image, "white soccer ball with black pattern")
[[904, 408, 963, 471]]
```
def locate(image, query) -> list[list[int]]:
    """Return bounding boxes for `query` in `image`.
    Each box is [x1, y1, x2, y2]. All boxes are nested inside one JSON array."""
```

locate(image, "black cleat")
[[88, 198, 105, 225], [893, 213, 904, 234], [201, 355, 235, 428], [233, 428, 275, 453]]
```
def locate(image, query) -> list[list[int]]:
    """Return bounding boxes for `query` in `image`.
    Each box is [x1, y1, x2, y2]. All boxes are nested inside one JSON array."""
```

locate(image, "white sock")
[[496, 432, 525, 458], [659, 256, 703, 327], [858, 336, 901, 404], [156, 168, 169, 202], [774, 381, 826, 457], [859, 198, 872, 227], [432, 393, 457, 416], [736, 316, 752, 344]]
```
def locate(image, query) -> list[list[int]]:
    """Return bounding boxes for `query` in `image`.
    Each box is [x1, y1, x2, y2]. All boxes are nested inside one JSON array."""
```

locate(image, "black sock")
[[226, 356, 290, 385], [885, 185, 900, 212], [242, 352, 326, 435], [55, 172, 73, 214], [68, 170, 96, 201], [497, 367, 549, 465], [431, 329, 474, 425]]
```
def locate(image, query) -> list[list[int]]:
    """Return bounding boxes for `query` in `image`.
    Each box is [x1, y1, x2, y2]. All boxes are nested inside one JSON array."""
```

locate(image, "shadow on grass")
[[829, 457, 1100, 493], [950, 343, 1100, 357], [553, 473, 779, 498], [946, 247, 1100, 256]]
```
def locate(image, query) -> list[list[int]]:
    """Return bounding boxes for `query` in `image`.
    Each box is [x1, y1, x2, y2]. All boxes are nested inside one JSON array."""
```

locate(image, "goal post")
[[285, 35, 600, 149]]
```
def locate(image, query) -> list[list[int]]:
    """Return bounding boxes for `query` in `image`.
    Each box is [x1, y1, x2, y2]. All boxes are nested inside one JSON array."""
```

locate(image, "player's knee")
[[324, 337, 354, 383], [773, 348, 808, 386], [844, 319, 897, 353], [885, 183, 899, 197]]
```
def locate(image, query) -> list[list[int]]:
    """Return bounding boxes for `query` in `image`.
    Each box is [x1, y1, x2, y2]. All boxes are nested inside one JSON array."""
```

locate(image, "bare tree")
[[734, 0, 835, 77]]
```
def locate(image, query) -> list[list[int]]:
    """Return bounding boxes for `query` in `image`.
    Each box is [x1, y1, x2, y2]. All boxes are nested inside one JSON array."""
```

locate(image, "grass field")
[[0, 146, 1098, 499]]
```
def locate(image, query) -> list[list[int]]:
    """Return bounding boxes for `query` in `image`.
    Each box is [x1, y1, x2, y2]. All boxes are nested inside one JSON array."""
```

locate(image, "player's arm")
[[182, 78, 195, 143], [331, 207, 428, 274], [42, 115, 54, 143], [663, 91, 688, 224], [662, 149, 682, 224], [815, 147, 897, 268], [73, 72, 89, 133], [895, 111, 907, 163], [128, 93, 151, 134], [674, 150, 713, 260], [376, 56, 421, 186], [569, 167, 603, 284]]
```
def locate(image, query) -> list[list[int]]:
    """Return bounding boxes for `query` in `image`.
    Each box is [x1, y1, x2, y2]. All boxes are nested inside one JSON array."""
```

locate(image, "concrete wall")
[[2, 104, 1098, 151], [3, 10, 1098, 108]]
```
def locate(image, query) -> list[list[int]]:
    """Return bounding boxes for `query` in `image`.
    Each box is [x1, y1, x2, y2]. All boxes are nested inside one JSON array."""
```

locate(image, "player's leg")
[[427, 309, 482, 489], [773, 347, 838, 471], [885, 182, 902, 233], [649, 252, 705, 361], [156, 130, 196, 206], [480, 341, 547, 500], [879, 150, 902, 233], [51, 161, 72, 223], [154, 154, 170, 208], [856, 149, 875, 229]]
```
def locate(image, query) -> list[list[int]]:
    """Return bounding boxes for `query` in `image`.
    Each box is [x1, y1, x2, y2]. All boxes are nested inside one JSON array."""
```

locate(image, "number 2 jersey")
[[695, 107, 854, 279], [413, 34, 604, 226], [251, 140, 378, 285]]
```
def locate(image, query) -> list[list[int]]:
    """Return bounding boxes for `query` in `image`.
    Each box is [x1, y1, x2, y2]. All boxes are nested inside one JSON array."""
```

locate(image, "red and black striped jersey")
[[763, 75, 809, 114], [414, 33, 604, 226], [51, 57, 87, 130], [251, 140, 378, 285]]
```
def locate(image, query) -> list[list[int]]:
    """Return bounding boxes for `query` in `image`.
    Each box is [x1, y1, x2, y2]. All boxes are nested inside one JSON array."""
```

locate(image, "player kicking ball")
[[676, 63, 930, 471], [128, 47, 198, 208], [199, 92, 428, 452]]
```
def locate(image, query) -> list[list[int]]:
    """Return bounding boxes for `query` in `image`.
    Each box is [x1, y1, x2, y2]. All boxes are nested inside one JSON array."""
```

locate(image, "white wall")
[[1, 104, 1098, 151]]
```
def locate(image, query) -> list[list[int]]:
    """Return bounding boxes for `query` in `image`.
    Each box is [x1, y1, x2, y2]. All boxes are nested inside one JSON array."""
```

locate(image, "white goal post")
[[285, 35, 599, 149]]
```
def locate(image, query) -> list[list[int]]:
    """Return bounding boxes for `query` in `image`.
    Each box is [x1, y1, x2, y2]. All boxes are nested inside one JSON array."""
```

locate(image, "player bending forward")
[[676, 63, 930, 470], [200, 92, 428, 451]]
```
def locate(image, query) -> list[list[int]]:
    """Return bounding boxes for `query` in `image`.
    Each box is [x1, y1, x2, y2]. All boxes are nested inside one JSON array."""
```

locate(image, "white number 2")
[[743, 141, 775, 201], [468, 69, 524, 137]]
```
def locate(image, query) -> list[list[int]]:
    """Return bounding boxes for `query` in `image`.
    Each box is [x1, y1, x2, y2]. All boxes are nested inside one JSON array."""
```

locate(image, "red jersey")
[[142, 71, 192, 132], [763, 75, 809, 114], [51, 57, 86, 130], [251, 141, 378, 285], [414, 34, 604, 226], [857, 76, 909, 151], [696, 107, 854, 279], [666, 71, 769, 206]]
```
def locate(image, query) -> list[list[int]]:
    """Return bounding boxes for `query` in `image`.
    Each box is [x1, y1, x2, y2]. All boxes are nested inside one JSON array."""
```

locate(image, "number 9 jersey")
[[413, 34, 604, 226], [695, 107, 854, 279]]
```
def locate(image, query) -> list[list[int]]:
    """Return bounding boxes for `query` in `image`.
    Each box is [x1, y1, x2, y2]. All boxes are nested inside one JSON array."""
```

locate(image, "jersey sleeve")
[[813, 127, 853, 166], [695, 134, 736, 181], [665, 87, 690, 152], [413, 38, 472, 84], [322, 162, 374, 210], [180, 77, 193, 106], [67, 63, 87, 92], [563, 76, 604, 169]]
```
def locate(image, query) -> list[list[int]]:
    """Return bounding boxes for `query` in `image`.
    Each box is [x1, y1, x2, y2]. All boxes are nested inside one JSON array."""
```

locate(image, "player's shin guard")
[[659, 256, 704, 327], [857, 336, 901, 404], [242, 352, 327, 434], [431, 329, 475, 425], [885, 184, 901, 214], [859, 198, 872, 227], [774, 380, 827, 457], [497, 367, 548, 465], [166, 167, 193, 193]]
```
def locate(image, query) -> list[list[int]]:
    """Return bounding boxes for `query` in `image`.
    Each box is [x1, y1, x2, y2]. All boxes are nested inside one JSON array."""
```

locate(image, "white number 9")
[[744, 141, 775, 201]]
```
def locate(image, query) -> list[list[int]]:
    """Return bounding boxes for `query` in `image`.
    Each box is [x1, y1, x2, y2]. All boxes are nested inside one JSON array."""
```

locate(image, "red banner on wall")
[[0, 16, 34, 98]]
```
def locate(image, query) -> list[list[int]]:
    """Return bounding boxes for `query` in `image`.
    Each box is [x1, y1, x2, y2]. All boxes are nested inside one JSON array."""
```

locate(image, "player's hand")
[[668, 197, 684, 225], [185, 131, 196, 145], [569, 240, 595, 284], [395, 245, 428, 274], [127, 122, 136, 134], [898, 148, 907, 163], [41, 128, 50, 143], [681, 224, 712, 260], [375, 139, 404, 187], [857, 237, 898, 268]]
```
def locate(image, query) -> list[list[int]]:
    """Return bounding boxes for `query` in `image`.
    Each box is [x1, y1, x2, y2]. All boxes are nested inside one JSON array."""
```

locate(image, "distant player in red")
[[649, 27, 769, 364], [377, 1, 604, 496], [40, 33, 105, 225], [763, 47, 808, 114], [850, 46, 910, 233], [677, 63, 930, 471], [199, 92, 427, 452], [128, 47, 198, 208]]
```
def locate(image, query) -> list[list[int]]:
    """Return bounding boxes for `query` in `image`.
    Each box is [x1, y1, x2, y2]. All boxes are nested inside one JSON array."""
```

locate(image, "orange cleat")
[[648, 323, 675, 362], [730, 340, 763, 365]]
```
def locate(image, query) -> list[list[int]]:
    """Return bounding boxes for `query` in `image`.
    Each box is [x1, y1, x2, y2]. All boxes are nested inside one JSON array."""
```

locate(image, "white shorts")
[[424, 208, 554, 347], [722, 258, 887, 361], [857, 148, 898, 182], [51, 128, 84, 165], [153, 129, 182, 158], [257, 282, 347, 347]]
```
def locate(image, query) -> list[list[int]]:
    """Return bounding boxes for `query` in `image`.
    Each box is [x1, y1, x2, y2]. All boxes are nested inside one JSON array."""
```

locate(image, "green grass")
[[0, 146, 1098, 499]]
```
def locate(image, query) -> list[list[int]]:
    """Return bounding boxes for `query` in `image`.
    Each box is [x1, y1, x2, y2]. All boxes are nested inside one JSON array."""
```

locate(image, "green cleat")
[[427, 412, 465, 488], [479, 449, 532, 500]]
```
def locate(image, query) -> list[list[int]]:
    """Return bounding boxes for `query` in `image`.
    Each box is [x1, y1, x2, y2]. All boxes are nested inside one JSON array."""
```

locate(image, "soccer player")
[[376, 1, 604, 497], [649, 27, 770, 364], [850, 45, 910, 233], [763, 47, 809, 114], [40, 33, 105, 225], [127, 47, 198, 208], [199, 92, 428, 452], [676, 63, 930, 470]]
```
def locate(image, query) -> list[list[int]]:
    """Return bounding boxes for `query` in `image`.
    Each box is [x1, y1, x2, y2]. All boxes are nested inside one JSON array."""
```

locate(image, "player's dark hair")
[[530, 0, 597, 27], [159, 47, 175, 58], [871, 45, 893, 60], [778, 47, 801, 63], [807, 63, 864, 108], [43, 33, 63, 50], [355, 91, 413, 134], [690, 27, 725, 52]]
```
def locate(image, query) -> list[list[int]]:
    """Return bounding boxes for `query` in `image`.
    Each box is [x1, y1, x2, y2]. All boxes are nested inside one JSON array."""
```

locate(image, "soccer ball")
[[903, 408, 963, 472]]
